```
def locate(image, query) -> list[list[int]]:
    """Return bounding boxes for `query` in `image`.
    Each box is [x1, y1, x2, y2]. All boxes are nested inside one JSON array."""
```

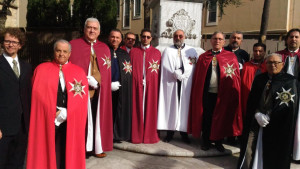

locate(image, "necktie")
[[12, 59, 19, 78], [59, 65, 65, 92], [264, 79, 272, 102], [178, 48, 181, 57], [89, 43, 101, 98]]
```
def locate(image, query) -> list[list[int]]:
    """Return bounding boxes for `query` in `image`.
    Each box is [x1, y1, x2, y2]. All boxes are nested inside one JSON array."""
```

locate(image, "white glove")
[[143, 79, 146, 86], [111, 81, 121, 91], [55, 107, 67, 126], [173, 69, 184, 81], [87, 76, 98, 89], [255, 112, 270, 127]]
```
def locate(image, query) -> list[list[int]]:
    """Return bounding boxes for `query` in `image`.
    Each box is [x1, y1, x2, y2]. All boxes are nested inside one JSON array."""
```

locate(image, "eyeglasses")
[[3, 40, 20, 46], [85, 26, 99, 31], [266, 61, 282, 65], [141, 35, 151, 39], [126, 38, 136, 41]]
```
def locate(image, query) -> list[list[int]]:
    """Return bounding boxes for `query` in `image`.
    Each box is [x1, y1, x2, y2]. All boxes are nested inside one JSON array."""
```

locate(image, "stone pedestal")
[[150, 0, 205, 55]]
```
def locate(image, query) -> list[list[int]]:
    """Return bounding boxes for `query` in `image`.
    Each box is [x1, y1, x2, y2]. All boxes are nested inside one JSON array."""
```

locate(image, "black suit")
[[0, 54, 32, 169]]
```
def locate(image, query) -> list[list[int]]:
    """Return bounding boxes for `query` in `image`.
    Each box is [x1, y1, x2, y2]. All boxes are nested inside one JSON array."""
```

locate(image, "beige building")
[[1, 0, 27, 28], [116, 0, 146, 40], [201, 0, 300, 54]]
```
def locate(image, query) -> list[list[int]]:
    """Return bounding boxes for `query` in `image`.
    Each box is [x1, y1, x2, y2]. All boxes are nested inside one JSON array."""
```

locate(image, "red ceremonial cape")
[[188, 49, 242, 140], [277, 48, 300, 61], [26, 61, 88, 169], [120, 45, 128, 53], [241, 60, 266, 118], [69, 38, 113, 151], [130, 46, 161, 143]]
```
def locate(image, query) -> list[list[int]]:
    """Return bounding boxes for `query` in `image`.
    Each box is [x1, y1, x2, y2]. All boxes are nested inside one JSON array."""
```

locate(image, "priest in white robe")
[[157, 29, 202, 143]]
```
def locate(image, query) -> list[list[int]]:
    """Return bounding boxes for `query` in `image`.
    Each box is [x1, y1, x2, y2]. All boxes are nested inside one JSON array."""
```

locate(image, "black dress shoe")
[[227, 136, 238, 145], [215, 143, 225, 152], [113, 139, 122, 143], [181, 135, 191, 144], [201, 141, 212, 151], [201, 144, 210, 151], [163, 135, 173, 142]]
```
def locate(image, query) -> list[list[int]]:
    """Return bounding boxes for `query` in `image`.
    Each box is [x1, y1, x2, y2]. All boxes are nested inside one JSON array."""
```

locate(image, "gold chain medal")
[[212, 56, 217, 67]]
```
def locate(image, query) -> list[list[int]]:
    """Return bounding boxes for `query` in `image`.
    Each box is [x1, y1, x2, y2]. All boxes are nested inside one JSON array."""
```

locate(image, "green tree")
[[0, 0, 15, 30], [72, 0, 118, 37], [27, 0, 71, 27]]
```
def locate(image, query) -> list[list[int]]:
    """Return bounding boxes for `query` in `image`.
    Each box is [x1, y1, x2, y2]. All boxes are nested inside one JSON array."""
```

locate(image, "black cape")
[[224, 45, 249, 66], [238, 72, 298, 169], [110, 46, 133, 141]]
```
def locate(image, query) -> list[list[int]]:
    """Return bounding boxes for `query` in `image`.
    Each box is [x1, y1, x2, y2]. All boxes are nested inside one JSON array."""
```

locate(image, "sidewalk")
[[86, 132, 300, 168]]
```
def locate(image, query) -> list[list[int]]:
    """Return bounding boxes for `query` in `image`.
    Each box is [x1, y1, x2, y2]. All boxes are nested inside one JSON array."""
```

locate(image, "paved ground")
[[86, 132, 300, 169], [86, 149, 300, 169]]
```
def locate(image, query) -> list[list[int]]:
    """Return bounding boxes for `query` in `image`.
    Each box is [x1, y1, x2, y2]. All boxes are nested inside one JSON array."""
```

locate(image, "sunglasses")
[[126, 38, 136, 41], [141, 35, 151, 39]]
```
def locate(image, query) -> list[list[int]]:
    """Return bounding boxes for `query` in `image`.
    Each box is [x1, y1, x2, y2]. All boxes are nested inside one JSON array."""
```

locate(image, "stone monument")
[[150, 0, 205, 55]]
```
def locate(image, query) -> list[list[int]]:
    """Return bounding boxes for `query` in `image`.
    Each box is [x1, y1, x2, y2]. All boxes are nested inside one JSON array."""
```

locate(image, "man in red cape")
[[131, 28, 161, 143], [27, 40, 88, 169], [241, 43, 266, 118], [120, 32, 136, 53], [69, 18, 112, 156], [277, 28, 300, 80], [188, 31, 242, 152]]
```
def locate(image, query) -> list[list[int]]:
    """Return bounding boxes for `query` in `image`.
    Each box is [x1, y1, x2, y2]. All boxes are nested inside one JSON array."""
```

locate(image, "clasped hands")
[[173, 69, 191, 81]]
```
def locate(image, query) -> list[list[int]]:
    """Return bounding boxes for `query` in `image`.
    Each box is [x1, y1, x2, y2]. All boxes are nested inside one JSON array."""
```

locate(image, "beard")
[[174, 40, 184, 48], [230, 42, 239, 49]]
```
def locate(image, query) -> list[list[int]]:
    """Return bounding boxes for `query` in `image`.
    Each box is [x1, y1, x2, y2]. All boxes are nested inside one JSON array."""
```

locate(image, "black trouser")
[[166, 131, 188, 137], [55, 122, 67, 169], [0, 124, 27, 169], [202, 92, 220, 145]]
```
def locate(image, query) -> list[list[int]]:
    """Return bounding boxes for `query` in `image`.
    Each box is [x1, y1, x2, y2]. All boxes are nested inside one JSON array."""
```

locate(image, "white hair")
[[84, 18, 101, 30], [266, 53, 283, 62], [54, 39, 71, 52]]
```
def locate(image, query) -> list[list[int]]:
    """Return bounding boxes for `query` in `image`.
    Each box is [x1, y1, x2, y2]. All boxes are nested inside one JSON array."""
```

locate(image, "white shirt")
[[209, 49, 222, 93], [141, 44, 150, 50], [55, 61, 68, 126], [3, 53, 20, 75], [59, 61, 68, 92], [126, 46, 131, 53], [287, 48, 299, 76]]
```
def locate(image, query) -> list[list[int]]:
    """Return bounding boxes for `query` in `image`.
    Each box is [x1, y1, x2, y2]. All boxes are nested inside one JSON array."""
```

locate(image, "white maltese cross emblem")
[[223, 63, 236, 78], [102, 54, 111, 69], [276, 87, 295, 106], [69, 78, 86, 98], [122, 60, 132, 74], [148, 59, 160, 73]]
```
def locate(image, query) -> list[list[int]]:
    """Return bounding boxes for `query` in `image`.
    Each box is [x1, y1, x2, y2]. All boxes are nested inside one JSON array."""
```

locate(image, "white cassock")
[[157, 45, 200, 132]]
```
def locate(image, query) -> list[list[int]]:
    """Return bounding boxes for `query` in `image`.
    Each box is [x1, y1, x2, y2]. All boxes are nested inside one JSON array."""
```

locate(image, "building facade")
[[116, 0, 147, 41], [201, 0, 300, 54], [1, 0, 27, 28]]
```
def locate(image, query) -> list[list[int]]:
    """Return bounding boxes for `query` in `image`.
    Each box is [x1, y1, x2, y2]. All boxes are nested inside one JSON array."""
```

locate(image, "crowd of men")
[[0, 17, 300, 169]]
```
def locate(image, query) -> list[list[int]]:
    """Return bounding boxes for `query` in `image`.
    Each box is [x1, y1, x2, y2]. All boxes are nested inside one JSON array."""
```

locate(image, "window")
[[117, 0, 120, 19], [133, 0, 141, 18], [206, 1, 217, 26], [123, 0, 130, 28]]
